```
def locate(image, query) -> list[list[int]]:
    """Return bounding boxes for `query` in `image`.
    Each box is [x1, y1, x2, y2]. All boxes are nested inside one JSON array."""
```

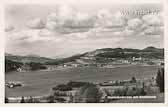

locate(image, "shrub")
[[67, 81, 88, 88], [52, 84, 72, 91], [131, 77, 136, 83], [54, 91, 67, 96]]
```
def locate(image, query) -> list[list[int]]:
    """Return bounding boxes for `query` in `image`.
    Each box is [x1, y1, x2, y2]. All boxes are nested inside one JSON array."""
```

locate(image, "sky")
[[5, 0, 164, 58]]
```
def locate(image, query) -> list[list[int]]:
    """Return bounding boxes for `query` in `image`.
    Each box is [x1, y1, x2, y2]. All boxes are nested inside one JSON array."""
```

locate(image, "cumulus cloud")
[[5, 24, 14, 32], [127, 18, 143, 30], [45, 6, 126, 35], [95, 9, 125, 28], [142, 12, 163, 26], [143, 26, 163, 35], [117, 11, 164, 37], [8, 5, 164, 44], [45, 5, 95, 33], [26, 18, 45, 29]]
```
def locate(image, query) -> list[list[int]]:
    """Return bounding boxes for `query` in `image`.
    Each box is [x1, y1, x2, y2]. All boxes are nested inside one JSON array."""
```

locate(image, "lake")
[[5, 65, 158, 97]]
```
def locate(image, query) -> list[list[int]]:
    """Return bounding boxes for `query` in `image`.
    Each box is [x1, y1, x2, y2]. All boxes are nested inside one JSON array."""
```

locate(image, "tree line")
[[5, 59, 47, 72]]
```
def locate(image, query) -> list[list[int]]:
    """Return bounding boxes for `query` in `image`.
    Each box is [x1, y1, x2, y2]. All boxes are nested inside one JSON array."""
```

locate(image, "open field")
[[5, 65, 158, 97]]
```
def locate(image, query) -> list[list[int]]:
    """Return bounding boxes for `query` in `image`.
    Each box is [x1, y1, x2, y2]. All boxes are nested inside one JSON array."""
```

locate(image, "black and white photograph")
[[4, 0, 165, 103]]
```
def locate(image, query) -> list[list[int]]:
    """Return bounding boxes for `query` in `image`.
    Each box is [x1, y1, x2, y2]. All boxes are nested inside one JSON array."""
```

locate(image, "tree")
[[26, 96, 33, 103], [156, 67, 164, 92], [5, 59, 23, 72], [47, 95, 55, 103], [5, 97, 9, 103], [131, 77, 136, 83], [27, 62, 47, 70], [20, 96, 25, 103], [74, 83, 102, 103], [68, 93, 73, 103], [140, 82, 146, 95]]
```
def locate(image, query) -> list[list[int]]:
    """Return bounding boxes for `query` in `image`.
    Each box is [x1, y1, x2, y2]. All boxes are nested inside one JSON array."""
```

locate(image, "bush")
[[52, 84, 72, 91], [131, 77, 136, 83], [54, 91, 67, 96], [67, 81, 88, 88]]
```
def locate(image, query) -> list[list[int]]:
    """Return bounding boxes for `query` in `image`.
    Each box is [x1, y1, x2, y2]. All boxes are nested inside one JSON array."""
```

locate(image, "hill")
[[5, 53, 55, 63], [142, 46, 164, 53], [45, 46, 164, 65]]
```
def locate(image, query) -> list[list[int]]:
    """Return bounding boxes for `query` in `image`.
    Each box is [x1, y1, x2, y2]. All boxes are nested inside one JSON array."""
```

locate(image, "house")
[[132, 57, 142, 61]]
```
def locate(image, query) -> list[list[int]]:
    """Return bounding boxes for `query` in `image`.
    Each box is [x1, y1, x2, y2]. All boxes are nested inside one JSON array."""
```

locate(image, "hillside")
[[5, 53, 55, 63], [45, 46, 164, 65], [142, 46, 164, 53]]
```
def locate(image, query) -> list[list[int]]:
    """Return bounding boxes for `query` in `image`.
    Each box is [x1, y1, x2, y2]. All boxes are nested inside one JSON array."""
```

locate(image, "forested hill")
[[93, 47, 164, 59], [5, 53, 55, 63], [45, 46, 164, 65]]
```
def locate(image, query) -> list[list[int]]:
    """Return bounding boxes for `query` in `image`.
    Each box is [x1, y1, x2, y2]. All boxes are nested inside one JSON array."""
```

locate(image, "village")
[[46, 56, 163, 71]]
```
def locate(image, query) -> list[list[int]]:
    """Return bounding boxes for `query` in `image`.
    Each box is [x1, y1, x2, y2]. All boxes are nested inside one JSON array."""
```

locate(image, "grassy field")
[[5, 65, 158, 97]]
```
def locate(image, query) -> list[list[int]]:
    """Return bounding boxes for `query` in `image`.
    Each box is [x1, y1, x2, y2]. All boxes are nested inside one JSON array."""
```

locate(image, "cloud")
[[39, 29, 56, 37], [45, 6, 126, 34], [143, 26, 163, 35], [142, 12, 163, 26], [26, 18, 45, 29], [45, 5, 95, 33], [95, 9, 126, 28], [127, 18, 143, 30], [8, 5, 164, 45], [8, 30, 62, 43], [5, 24, 14, 32], [116, 11, 164, 37]]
